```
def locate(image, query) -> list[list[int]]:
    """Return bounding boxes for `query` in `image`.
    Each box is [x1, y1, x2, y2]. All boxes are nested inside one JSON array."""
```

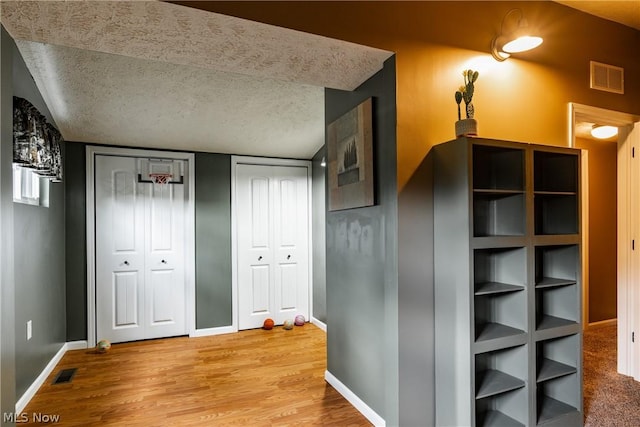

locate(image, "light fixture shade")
[[491, 9, 543, 61], [502, 35, 543, 53], [591, 125, 618, 139]]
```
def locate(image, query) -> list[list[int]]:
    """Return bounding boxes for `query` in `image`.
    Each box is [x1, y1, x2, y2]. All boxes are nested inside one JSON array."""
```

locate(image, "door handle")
[[161, 259, 167, 264], [287, 255, 291, 260], [258, 256, 263, 261], [123, 260, 129, 266]]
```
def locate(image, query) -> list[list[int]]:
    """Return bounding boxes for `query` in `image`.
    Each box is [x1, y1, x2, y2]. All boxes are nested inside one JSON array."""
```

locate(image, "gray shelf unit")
[[434, 138, 582, 427]]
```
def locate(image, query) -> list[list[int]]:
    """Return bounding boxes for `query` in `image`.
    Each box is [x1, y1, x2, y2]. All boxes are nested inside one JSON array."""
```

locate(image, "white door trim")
[[569, 102, 640, 377], [86, 145, 195, 347], [231, 156, 313, 332]]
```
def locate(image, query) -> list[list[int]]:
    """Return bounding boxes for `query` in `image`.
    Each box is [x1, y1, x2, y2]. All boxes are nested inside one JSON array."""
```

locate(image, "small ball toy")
[[96, 339, 111, 353], [283, 319, 294, 330], [263, 318, 274, 330], [294, 315, 306, 326]]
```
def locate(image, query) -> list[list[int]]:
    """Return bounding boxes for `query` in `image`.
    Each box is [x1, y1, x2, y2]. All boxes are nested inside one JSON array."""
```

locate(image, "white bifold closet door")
[[236, 164, 309, 330], [95, 155, 186, 343]]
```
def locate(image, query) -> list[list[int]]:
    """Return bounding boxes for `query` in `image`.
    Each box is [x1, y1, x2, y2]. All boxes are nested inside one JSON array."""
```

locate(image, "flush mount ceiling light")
[[491, 9, 543, 62], [591, 125, 618, 139]]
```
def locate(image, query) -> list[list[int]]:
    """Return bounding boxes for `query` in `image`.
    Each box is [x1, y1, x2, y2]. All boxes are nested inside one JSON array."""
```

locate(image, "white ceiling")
[[0, 1, 392, 158]]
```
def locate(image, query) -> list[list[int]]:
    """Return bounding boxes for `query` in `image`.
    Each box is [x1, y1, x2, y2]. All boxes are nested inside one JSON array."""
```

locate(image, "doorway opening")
[[569, 102, 640, 423]]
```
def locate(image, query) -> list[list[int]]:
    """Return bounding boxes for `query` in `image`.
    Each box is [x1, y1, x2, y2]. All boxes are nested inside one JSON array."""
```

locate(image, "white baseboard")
[[190, 325, 236, 337], [311, 317, 327, 332], [16, 342, 68, 413], [587, 318, 617, 329], [324, 370, 385, 427], [66, 340, 88, 351]]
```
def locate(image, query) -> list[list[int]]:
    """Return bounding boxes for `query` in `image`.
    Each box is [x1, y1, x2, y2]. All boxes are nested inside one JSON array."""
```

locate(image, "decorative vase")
[[455, 118, 478, 138]]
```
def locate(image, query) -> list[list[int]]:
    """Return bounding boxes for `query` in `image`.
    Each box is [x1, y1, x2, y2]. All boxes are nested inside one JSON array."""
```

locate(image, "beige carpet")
[[584, 324, 640, 426]]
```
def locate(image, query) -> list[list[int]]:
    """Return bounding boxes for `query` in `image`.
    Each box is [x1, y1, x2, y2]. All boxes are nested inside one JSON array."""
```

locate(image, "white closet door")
[[236, 163, 309, 329], [95, 155, 186, 343]]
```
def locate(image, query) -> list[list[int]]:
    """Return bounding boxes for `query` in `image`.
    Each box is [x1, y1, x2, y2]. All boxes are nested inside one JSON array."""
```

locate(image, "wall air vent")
[[590, 61, 624, 94]]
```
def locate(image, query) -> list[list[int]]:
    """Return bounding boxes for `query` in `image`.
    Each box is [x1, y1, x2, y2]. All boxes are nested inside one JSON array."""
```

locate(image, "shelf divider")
[[535, 277, 576, 289], [476, 369, 525, 399], [476, 322, 525, 342], [537, 358, 577, 383], [475, 282, 525, 296], [537, 315, 577, 331], [537, 396, 578, 424], [477, 410, 525, 427]]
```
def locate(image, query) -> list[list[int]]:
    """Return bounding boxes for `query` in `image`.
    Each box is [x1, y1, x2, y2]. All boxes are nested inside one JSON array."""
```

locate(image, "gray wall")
[[65, 148, 234, 336], [325, 56, 398, 424], [1, 26, 17, 425], [195, 152, 232, 328], [64, 142, 86, 341], [312, 147, 326, 324], [11, 37, 67, 401], [398, 153, 435, 425]]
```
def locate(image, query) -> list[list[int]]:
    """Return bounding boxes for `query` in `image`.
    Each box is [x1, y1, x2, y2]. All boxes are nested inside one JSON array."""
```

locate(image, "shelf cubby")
[[474, 191, 526, 237], [474, 247, 527, 343], [535, 284, 578, 332], [473, 145, 525, 237], [534, 151, 578, 193], [473, 145, 525, 191], [474, 247, 527, 294], [534, 193, 578, 235], [535, 245, 578, 288], [533, 150, 579, 236], [536, 334, 579, 383], [475, 345, 528, 426], [535, 245, 579, 332], [475, 290, 527, 343], [536, 373, 580, 424]]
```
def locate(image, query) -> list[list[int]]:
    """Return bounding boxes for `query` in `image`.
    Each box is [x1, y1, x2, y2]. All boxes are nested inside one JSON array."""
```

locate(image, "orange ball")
[[263, 318, 274, 330]]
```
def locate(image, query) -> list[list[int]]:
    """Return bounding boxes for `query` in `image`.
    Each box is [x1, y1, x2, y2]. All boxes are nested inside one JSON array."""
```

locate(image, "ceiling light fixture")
[[591, 125, 618, 139], [491, 9, 543, 62]]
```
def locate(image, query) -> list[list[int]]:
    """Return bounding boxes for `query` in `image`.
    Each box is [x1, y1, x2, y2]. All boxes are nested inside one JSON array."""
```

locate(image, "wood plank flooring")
[[22, 324, 371, 426]]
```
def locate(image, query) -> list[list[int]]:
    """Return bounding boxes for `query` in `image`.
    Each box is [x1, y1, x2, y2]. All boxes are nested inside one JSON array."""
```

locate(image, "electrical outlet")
[[26, 320, 32, 340]]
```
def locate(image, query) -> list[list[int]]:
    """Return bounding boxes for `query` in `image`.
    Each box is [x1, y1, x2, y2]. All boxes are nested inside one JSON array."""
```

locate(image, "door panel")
[[113, 271, 139, 327], [237, 163, 309, 329], [278, 264, 298, 310], [150, 184, 173, 251], [251, 265, 271, 313]]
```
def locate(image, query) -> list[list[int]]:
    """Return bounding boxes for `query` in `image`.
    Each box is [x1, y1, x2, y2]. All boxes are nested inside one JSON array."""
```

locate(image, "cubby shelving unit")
[[434, 137, 582, 427]]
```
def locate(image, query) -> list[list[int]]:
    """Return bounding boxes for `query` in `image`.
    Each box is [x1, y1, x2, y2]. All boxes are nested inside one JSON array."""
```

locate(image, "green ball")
[[283, 319, 294, 330]]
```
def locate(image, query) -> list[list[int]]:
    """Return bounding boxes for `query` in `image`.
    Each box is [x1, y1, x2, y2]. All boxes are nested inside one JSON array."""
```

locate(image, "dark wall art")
[[327, 97, 374, 211]]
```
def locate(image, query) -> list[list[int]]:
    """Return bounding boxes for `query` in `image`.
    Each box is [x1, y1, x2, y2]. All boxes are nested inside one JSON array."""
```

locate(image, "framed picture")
[[327, 97, 374, 211]]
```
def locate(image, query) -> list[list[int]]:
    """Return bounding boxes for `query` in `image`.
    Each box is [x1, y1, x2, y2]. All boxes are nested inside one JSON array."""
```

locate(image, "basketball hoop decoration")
[[137, 159, 184, 185], [149, 173, 173, 185]]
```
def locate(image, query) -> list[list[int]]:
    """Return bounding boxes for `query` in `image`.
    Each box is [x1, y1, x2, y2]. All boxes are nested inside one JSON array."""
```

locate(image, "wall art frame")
[[327, 97, 374, 211]]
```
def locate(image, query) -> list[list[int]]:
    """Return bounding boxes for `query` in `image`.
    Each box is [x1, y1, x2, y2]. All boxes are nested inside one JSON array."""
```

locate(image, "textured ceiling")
[[0, 1, 393, 158], [16, 40, 326, 158]]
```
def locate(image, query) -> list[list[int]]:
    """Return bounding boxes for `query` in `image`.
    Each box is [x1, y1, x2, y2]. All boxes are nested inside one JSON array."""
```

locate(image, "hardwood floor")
[[22, 324, 371, 426]]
